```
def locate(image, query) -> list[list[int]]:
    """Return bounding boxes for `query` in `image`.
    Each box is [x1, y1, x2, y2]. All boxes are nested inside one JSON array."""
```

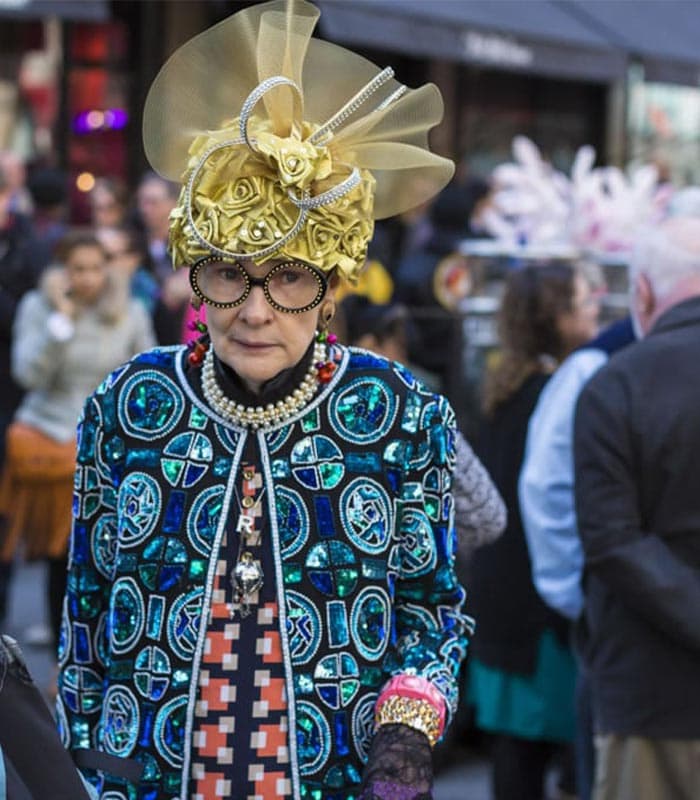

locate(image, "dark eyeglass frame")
[[189, 256, 328, 314]]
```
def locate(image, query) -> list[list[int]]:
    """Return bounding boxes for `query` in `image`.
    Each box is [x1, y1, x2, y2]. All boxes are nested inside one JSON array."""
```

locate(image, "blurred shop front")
[[0, 0, 228, 220], [2, 1, 700, 224], [0, 0, 116, 220], [317, 0, 625, 174], [0, 0, 627, 213]]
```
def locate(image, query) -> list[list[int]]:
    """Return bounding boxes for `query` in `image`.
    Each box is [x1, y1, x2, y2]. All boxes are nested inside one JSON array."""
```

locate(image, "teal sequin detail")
[[188, 406, 207, 430], [330, 377, 397, 444], [401, 392, 422, 433], [301, 407, 321, 433], [306, 541, 358, 597]]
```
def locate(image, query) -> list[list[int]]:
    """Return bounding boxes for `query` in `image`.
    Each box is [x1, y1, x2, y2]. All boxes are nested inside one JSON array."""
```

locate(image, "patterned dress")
[[58, 343, 471, 800]]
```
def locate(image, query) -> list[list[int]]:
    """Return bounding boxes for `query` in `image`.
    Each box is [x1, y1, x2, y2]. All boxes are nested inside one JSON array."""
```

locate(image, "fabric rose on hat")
[[255, 131, 332, 190]]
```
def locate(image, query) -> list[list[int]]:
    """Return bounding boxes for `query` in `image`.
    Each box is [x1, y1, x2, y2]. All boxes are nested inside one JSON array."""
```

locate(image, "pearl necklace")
[[201, 342, 327, 429]]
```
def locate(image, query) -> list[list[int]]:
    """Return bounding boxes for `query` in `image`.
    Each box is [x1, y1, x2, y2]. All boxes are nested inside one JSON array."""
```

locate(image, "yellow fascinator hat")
[[143, 0, 454, 282]]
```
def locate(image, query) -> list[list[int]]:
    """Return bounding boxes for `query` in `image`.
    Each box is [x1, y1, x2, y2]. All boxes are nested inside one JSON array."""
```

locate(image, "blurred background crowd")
[[2, 2, 700, 800]]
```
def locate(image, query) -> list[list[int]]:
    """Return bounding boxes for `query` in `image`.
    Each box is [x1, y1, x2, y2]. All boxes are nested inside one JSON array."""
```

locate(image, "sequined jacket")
[[58, 344, 471, 800]]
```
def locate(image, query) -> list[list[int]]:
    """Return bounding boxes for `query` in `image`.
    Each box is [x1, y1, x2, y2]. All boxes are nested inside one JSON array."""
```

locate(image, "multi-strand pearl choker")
[[201, 341, 328, 429]]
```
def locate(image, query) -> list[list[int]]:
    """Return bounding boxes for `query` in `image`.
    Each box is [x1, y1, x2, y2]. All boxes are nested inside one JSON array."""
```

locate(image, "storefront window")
[[66, 21, 130, 221], [628, 67, 700, 185]]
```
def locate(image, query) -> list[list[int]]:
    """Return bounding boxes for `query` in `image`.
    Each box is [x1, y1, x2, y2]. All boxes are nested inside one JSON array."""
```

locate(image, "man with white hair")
[[573, 215, 700, 800]]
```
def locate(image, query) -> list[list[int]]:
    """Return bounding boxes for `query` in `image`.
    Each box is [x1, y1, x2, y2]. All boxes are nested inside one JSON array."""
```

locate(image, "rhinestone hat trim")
[[201, 341, 327, 430], [239, 75, 302, 150], [308, 66, 395, 145], [184, 137, 310, 262]]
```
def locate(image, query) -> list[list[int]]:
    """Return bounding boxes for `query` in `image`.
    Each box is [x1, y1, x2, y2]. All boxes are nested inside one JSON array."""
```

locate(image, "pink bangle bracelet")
[[375, 673, 446, 733]]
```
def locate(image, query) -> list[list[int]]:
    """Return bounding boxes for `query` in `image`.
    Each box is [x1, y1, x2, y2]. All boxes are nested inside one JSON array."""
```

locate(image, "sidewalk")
[[4, 559, 492, 799]]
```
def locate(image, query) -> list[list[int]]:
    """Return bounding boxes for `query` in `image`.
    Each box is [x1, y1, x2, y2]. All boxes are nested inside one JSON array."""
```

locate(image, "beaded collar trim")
[[201, 341, 328, 429]]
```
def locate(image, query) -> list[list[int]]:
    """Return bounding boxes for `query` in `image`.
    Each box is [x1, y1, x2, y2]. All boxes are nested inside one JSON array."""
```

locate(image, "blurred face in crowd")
[[557, 271, 600, 352], [137, 178, 175, 237], [91, 183, 125, 228], [204, 258, 335, 394], [0, 151, 25, 193], [66, 244, 108, 305], [97, 228, 140, 278]]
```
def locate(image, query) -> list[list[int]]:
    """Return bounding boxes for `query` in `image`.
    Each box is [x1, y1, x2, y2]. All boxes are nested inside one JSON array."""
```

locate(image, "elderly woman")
[[57, 2, 470, 800]]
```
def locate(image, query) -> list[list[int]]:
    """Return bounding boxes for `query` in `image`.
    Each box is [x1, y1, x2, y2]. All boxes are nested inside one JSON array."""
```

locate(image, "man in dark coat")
[[574, 214, 700, 800]]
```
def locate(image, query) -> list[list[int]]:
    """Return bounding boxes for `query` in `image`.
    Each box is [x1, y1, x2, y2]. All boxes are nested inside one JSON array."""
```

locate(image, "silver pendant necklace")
[[230, 485, 266, 618]]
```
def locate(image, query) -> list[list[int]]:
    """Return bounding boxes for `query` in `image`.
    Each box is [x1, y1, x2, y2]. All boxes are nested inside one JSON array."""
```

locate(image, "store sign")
[[462, 30, 534, 68]]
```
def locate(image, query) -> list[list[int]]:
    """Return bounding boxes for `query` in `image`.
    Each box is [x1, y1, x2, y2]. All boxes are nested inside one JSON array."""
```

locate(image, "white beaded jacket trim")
[[200, 342, 327, 430]]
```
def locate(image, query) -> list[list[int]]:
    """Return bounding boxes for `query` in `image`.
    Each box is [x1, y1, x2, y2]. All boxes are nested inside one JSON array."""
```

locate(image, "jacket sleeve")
[[519, 350, 607, 620], [57, 382, 121, 773], [11, 291, 68, 391], [574, 369, 700, 652], [453, 429, 506, 560], [384, 393, 472, 724]]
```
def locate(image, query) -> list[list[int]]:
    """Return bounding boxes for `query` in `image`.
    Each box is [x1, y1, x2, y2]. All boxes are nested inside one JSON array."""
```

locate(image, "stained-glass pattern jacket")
[[57, 344, 471, 800]]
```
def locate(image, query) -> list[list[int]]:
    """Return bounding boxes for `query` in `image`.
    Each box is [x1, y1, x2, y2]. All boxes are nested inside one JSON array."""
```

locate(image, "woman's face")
[[557, 272, 600, 353], [91, 185, 123, 228], [66, 244, 108, 305], [205, 259, 333, 394]]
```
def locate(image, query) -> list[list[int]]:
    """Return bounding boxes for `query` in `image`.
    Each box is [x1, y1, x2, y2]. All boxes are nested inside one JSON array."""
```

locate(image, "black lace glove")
[[358, 723, 433, 800]]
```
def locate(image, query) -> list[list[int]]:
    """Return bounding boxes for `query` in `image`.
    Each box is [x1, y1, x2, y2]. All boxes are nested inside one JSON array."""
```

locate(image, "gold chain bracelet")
[[374, 695, 442, 747]]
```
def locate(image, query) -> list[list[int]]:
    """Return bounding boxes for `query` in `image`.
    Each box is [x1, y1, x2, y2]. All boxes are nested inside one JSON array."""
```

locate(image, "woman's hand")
[[43, 268, 75, 318], [358, 724, 434, 800]]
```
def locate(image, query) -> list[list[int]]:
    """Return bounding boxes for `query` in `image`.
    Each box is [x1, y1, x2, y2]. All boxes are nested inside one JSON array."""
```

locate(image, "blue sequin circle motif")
[[111, 577, 145, 654], [276, 486, 309, 558], [329, 377, 397, 444], [186, 485, 225, 556], [351, 692, 378, 763], [117, 472, 161, 547], [154, 695, 188, 767], [350, 586, 390, 661], [161, 432, 212, 488], [290, 435, 345, 490], [285, 590, 322, 665], [167, 588, 203, 660], [296, 700, 332, 775], [314, 653, 360, 710], [102, 685, 140, 757], [340, 477, 392, 554], [119, 371, 184, 440], [400, 509, 437, 577], [61, 665, 103, 715], [91, 513, 118, 579], [134, 645, 171, 701]]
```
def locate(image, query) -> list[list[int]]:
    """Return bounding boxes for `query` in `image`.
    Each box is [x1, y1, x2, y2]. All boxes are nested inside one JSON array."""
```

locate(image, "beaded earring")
[[187, 302, 209, 367], [315, 302, 339, 383]]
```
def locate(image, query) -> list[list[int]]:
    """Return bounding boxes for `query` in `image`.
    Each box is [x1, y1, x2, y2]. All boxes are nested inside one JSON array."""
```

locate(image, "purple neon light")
[[73, 108, 129, 134]]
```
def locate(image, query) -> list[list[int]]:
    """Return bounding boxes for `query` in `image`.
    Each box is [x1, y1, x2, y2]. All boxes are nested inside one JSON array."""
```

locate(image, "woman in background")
[[0, 231, 155, 647], [468, 262, 600, 800]]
